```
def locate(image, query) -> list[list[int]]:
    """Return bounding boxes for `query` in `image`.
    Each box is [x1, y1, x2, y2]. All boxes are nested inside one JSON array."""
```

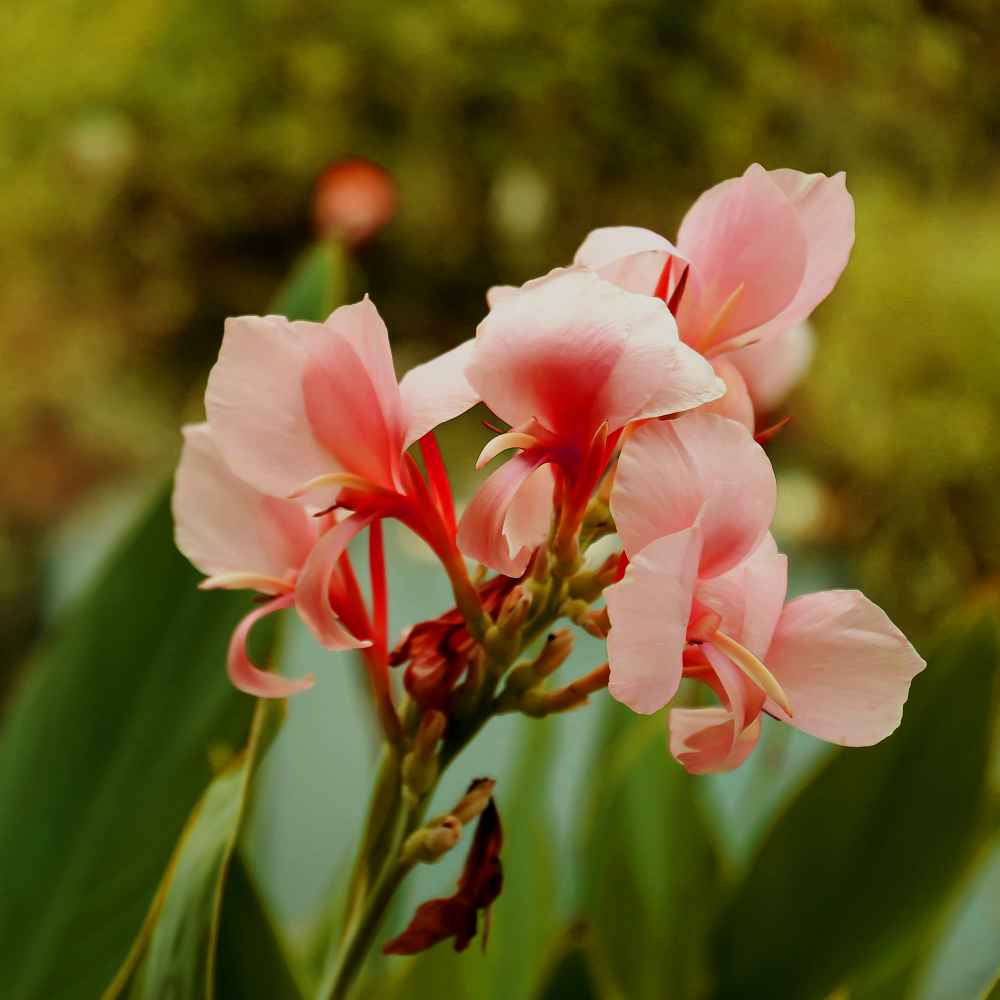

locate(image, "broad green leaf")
[[578, 699, 720, 1000], [534, 926, 603, 1000], [0, 241, 340, 1000], [908, 833, 1000, 1000], [106, 700, 299, 999], [711, 619, 998, 1000], [274, 242, 347, 323], [0, 493, 269, 999]]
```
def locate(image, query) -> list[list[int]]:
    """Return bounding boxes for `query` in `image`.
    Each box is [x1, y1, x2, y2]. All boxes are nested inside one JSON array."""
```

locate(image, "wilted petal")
[[669, 707, 761, 774], [457, 451, 551, 576], [605, 527, 702, 714], [295, 514, 375, 650], [173, 423, 316, 584], [611, 414, 776, 576], [676, 164, 808, 350], [399, 339, 480, 448], [749, 171, 854, 341], [468, 269, 720, 442], [228, 594, 315, 698], [764, 590, 927, 746], [205, 315, 340, 500]]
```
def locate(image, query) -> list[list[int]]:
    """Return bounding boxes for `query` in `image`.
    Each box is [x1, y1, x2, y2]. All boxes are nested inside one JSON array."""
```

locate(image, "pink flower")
[[172, 424, 373, 698], [457, 269, 725, 575], [574, 165, 854, 422], [604, 413, 924, 773]]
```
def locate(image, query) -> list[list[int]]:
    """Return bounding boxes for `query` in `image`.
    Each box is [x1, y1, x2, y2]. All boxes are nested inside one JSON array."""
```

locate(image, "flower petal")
[[675, 164, 808, 350], [302, 296, 406, 488], [605, 526, 702, 714], [611, 413, 776, 576], [457, 451, 551, 576], [725, 322, 815, 411], [669, 707, 761, 774], [295, 514, 375, 650], [574, 226, 687, 295], [764, 590, 927, 746], [173, 423, 316, 583], [228, 594, 315, 698], [468, 269, 721, 442], [205, 315, 340, 500], [748, 171, 854, 342], [696, 357, 755, 431], [695, 533, 787, 658], [399, 339, 480, 449]]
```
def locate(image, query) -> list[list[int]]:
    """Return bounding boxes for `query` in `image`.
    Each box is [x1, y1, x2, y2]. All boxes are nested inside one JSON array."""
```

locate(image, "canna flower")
[[573, 165, 854, 424], [604, 413, 925, 773], [204, 296, 483, 648], [172, 424, 373, 698], [458, 268, 725, 576]]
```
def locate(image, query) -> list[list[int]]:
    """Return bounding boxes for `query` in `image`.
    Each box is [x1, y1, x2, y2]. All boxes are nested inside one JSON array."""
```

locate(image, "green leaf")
[[534, 925, 603, 1000], [710, 618, 998, 1000], [0, 241, 340, 1000], [578, 699, 720, 1000], [105, 700, 298, 999], [0, 493, 269, 1000], [273, 242, 347, 322]]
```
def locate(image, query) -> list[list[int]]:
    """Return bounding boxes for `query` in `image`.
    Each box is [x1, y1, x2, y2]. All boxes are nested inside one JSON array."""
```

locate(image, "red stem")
[[418, 432, 456, 536], [369, 519, 389, 665]]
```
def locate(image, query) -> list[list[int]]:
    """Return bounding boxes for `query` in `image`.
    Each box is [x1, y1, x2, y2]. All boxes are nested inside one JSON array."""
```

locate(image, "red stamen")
[[482, 419, 507, 434], [369, 519, 389, 665], [755, 415, 792, 446], [653, 256, 673, 301], [666, 262, 689, 316], [419, 432, 456, 536]]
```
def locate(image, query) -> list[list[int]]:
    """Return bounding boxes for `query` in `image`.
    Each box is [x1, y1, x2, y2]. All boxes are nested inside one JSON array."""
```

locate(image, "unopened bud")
[[401, 816, 463, 864], [532, 629, 574, 679], [497, 586, 532, 636], [402, 710, 446, 798], [579, 607, 610, 639], [452, 777, 496, 825]]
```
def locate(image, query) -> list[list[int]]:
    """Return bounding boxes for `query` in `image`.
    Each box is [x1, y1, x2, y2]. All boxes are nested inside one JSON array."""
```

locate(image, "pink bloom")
[[574, 165, 853, 419], [172, 424, 373, 698], [458, 269, 725, 575], [605, 413, 924, 773]]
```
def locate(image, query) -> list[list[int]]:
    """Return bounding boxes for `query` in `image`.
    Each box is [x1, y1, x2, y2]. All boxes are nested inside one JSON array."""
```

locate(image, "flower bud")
[[531, 629, 574, 679], [496, 586, 532, 636], [401, 816, 463, 865], [402, 710, 446, 798], [452, 777, 496, 825]]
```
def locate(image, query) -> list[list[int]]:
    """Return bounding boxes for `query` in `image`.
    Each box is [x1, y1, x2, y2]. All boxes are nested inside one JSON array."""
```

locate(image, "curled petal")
[[676, 164, 808, 349], [669, 707, 761, 774], [457, 451, 552, 577], [605, 527, 702, 714], [476, 432, 540, 470], [574, 226, 688, 296], [611, 413, 776, 577], [399, 339, 480, 449], [764, 590, 926, 746], [173, 423, 316, 582], [295, 514, 375, 650], [468, 269, 721, 442], [748, 171, 854, 342], [726, 322, 815, 412], [228, 594, 315, 698]]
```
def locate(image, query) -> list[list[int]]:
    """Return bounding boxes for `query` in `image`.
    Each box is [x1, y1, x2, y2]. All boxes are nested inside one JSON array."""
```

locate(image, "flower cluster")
[[173, 163, 924, 782]]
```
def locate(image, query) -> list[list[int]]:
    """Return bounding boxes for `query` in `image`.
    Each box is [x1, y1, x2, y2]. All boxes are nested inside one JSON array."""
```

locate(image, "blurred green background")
[[3, 2, 1000, 997]]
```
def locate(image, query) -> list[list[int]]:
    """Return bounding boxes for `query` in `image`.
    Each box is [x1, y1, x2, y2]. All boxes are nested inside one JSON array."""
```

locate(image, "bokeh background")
[[3, 2, 1000, 997]]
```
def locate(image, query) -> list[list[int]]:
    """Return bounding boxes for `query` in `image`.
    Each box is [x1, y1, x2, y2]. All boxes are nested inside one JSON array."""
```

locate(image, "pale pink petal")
[[302, 297, 405, 488], [605, 527, 702, 714], [228, 594, 315, 698], [574, 226, 687, 296], [399, 339, 480, 449], [669, 707, 760, 774], [748, 171, 854, 341], [501, 464, 555, 562], [486, 284, 519, 308], [611, 414, 776, 576], [695, 533, 787, 659], [295, 514, 375, 650], [205, 315, 338, 500], [726, 322, 814, 411], [457, 451, 550, 576], [703, 642, 767, 731], [696, 357, 755, 431], [173, 423, 316, 584], [468, 269, 721, 441], [675, 164, 808, 350], [764, 590, 927, 746]]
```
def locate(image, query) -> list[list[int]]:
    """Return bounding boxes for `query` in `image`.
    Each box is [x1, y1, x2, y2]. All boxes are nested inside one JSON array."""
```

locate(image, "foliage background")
[[2, 2, 1000, 997]]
